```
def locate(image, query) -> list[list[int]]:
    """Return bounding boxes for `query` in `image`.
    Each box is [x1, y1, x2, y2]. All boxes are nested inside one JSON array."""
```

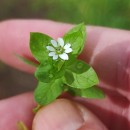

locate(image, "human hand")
[[0, 20, 129, 130]]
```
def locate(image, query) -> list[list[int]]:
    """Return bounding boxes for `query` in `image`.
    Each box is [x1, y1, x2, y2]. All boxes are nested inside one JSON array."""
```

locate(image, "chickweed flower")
[[46, 38, 72, 60]]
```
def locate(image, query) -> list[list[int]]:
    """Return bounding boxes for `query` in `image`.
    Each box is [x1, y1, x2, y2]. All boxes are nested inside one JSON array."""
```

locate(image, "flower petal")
[[59, 53, 69, 60], [51, 40, 58, 47], [65, 48, 73, 53], [46, 46, 55, 51], [57, 38, 64, 47], [64, 43, 71, 49], [53, 55, 58, 60], [49, 52, 56, 57]]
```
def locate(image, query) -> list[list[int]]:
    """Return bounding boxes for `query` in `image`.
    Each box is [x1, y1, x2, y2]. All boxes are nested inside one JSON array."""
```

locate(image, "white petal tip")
[[46, 46, 55, 51], [51, 40, 58, 47], [46, 46, 49, 49], [64, 43, 71, 49], [65, 48, 73, 53], [53, 55, 58, 60], [49, 52, 56, 57], [59, 53, 69, 60], [57, 38, 64, 47]]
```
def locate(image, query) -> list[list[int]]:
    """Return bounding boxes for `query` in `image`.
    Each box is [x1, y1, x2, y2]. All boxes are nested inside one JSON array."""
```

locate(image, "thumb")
[[32, 99, 108, 130]]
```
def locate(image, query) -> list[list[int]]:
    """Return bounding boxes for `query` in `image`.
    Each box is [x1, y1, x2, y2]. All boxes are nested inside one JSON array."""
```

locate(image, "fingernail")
[[32, 99, 107, 130]]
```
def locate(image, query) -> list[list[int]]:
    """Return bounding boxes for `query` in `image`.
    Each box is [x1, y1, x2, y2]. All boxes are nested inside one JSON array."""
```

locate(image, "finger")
[[33, 99, 108, 130], [0, 20, 130, 92], [0, 92, 35, 130], [70, 94, 129, 130], [0, 20, 71, 73], [82, 26, 130, 99], [0, 93, 128, 130]]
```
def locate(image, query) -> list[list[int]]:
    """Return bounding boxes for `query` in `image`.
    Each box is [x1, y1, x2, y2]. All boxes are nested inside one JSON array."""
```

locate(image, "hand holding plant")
[[0, 20, 129, 130]]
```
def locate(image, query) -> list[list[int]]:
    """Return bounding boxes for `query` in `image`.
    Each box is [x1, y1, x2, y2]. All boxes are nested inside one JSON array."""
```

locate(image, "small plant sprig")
[[28, 23, 104, 106]]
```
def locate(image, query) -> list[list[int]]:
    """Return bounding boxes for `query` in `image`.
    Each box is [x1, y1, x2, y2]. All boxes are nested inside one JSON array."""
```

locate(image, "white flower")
[[46, 38, 72, 60]]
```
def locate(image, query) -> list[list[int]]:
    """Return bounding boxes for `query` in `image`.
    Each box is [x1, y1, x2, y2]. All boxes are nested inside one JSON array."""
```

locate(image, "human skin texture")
[[0, 20, 130, 130]]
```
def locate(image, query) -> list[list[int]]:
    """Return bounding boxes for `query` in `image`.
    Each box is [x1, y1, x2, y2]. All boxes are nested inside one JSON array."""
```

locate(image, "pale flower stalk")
[[46, 38, 72, 60]]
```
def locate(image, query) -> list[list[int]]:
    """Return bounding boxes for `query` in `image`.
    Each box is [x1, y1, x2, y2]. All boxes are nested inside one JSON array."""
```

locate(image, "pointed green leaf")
[[63, 23, 86, 56], [64, 70, 74, 84], [34, 79, 64, 105], [35, 62, 55, 83], [69, 86, 105, 99], [81, 86, 105, 98], [67, 60, 89, 74], [30, 32, 52, 62], [35, 61, 65, 83], [16, 54, 38, 67], [64, 63, 99, 89]]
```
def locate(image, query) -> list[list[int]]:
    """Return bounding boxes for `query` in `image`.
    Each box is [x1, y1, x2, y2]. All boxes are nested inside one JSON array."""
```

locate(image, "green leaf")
[[34, 79, 64, 105], [64, 63, 99, 89], [35, 62, 55, 83], [57, 60, 65, 71], [15, 54, 38, 67], [64, 70, 74, 84], [30, 32, 52, 63], [69, 86, 105, 99], [65, 54, 77, 66], [63, 23, 86, 56], [35, 61, 65, 83], [67, 60, 90, 74]]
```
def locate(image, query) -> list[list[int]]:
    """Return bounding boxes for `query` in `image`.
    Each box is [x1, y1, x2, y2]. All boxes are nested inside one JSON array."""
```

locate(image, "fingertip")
[[33, 99, 107, 130], [0, 92, 35, 129]]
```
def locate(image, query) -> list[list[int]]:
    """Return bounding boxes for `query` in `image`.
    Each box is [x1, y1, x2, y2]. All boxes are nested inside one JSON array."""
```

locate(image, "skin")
[[0, 20, 130, 130]]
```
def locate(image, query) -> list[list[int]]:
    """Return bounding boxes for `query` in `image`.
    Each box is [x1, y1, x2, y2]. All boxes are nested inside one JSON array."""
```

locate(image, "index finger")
[[0, 20, 72, 73], [0, 20, 130, 94]]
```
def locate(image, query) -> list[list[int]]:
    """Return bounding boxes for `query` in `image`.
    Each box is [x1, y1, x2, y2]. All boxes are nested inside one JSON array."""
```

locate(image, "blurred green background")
[[0, 0, 130, 99], [1, 0, 130, 29]]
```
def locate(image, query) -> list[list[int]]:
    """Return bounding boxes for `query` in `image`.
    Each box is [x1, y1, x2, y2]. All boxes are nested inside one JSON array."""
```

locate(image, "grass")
[[0, 0, 130, 29]]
